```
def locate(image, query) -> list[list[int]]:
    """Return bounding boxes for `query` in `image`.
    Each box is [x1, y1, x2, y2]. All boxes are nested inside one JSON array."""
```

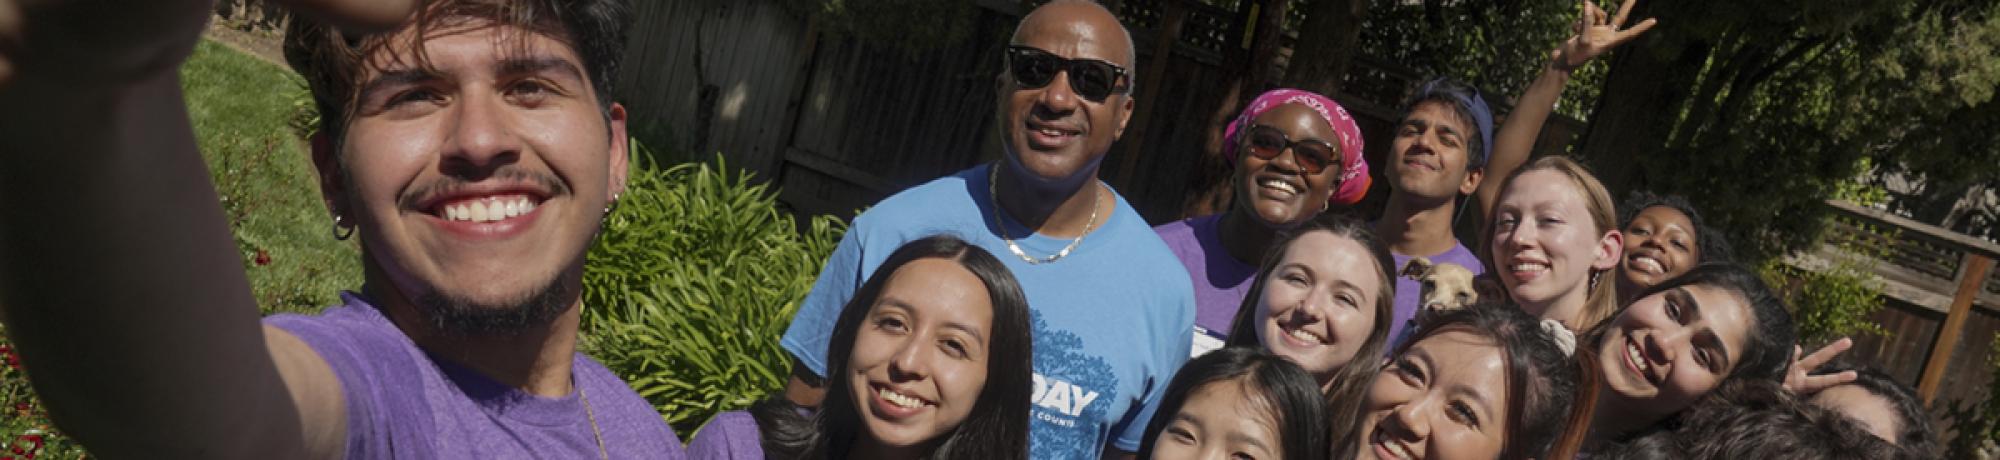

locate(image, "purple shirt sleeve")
[[687, 411, 764, 460]]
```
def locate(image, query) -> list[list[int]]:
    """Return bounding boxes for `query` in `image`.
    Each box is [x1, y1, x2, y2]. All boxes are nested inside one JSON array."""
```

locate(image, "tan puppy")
[[1400, 257, 1481, 312]]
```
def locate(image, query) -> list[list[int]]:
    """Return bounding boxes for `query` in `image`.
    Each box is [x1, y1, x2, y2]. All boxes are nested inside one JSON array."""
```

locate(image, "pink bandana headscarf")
[[1222, 88, 1370, 206]]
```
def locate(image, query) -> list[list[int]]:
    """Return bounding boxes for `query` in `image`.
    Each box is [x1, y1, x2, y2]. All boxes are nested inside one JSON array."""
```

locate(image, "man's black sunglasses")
[[1005, 45, 1131, 103]]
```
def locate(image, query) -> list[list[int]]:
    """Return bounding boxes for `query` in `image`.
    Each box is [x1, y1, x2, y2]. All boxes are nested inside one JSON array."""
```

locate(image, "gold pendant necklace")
[[988, 163, 1099, 265]]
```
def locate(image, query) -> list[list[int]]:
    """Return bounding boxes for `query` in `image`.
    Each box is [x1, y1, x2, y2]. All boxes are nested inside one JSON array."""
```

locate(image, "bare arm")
[[783, 360, 827, 408], [1473, 0, 1658, 219], [1475, 61, 1572, 220], [0, 62, 327, 458], [0, 0, 410, 456]]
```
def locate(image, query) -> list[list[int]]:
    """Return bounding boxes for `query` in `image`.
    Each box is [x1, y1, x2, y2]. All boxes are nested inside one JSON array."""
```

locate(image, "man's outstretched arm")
[[0, 0, 410, 457]]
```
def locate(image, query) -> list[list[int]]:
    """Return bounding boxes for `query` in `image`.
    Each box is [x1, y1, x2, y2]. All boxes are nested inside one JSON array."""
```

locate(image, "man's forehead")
[[1012, 1, 1133, 64], [357, 20, 582, 77]]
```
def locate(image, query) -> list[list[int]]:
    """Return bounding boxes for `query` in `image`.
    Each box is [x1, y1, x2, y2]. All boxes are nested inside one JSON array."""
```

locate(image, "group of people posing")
[[0, 0, 1934, 459], [686, 0, 1940, 459]]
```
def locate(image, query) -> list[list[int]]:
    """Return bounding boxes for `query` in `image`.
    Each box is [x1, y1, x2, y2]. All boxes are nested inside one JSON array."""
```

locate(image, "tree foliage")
[[1581, 0, 2000, 261], [1354, 0, 1609, 119]]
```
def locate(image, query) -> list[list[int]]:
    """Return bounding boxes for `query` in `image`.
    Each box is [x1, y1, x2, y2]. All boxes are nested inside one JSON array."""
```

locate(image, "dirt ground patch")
[[204, 15, 289, 70]]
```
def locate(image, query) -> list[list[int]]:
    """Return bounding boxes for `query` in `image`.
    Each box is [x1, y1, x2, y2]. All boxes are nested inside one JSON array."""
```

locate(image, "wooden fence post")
[[1918, 252, 1996, 405], [1114, 0, 1188, 188]]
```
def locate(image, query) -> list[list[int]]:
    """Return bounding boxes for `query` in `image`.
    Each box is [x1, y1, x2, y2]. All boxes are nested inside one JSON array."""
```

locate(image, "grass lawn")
[[182, 39, 363, 315], [2, 40, 356, 459]]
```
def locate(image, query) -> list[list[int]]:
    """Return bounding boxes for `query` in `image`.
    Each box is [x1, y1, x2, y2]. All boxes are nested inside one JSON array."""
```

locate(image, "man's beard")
[[414, 276, 573, 337]]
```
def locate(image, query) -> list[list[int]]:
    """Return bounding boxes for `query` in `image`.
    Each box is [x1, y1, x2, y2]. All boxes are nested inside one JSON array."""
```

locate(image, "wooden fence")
[[1786, 200, 2000, 439]]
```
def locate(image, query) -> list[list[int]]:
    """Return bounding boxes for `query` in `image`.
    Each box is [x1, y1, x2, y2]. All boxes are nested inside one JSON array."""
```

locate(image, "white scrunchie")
[[1541, 318, 1577, 356]]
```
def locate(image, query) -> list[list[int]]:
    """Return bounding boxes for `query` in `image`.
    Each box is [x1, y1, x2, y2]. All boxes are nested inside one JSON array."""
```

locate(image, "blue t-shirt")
[[781, 164, 1196, 458], [265, 292, 686, 459]]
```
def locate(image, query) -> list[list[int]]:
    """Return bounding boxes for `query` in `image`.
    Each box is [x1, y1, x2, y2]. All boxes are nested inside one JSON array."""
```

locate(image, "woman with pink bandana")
[[1155, 88, 1370, 357]]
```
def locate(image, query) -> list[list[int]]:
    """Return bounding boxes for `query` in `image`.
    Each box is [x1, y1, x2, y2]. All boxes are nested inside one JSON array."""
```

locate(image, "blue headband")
[[1412, 79, 1494, 170]]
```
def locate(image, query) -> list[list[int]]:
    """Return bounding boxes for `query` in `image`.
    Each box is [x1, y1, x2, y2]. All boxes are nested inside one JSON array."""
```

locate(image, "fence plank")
[[1919, 253, 1996, 404]]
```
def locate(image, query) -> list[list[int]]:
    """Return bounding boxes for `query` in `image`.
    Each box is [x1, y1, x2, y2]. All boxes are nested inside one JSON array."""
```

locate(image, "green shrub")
[[580, 147, 845, 436], [1944, 335, 2000, 459], [1761, 220, 1892, 345]]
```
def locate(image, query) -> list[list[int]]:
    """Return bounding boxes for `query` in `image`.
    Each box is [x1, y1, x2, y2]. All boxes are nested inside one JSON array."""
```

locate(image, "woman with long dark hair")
[[1560, 263, 1799, 455], [1343, 303, 1581, 460], [686, 235, 1033, 459], [1138, 347, 1331, 460]]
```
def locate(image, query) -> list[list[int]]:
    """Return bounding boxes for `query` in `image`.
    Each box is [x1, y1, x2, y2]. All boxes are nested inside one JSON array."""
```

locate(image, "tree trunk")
[[1186, 0, 1294, 219], [1576, 0, 1714, 196], [1114, 0, 1189, 187], [1284, 0, 1369, 97], [1241, 0, 1291, 96]]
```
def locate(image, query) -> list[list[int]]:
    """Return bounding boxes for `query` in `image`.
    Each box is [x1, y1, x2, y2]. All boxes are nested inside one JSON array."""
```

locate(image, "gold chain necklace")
[[580, 383, 609, 460], [988, 163, 1099, 265]]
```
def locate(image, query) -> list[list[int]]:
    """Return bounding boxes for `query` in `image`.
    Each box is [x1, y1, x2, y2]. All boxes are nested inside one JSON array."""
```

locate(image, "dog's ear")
[[1473, 274, 1506, 303], [1401, 256, 1434, 280]]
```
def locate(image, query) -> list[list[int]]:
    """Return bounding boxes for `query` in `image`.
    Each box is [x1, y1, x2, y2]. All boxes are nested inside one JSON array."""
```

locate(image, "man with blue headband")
[[1374, 78, 1498, 342], [1375, 0, 1657, 344]]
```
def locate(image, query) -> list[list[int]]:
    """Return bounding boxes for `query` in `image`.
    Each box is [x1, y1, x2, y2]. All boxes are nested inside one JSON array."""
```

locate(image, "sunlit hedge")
[[580, 147, 845, 436]]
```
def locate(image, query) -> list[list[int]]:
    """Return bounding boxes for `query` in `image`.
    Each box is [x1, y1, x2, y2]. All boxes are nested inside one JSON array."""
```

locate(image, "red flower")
[[253, 249, 272, 266]]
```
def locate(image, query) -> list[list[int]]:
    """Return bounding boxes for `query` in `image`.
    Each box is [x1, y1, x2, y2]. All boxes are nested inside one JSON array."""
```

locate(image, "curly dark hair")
[[1617, 191, 1734, 264]]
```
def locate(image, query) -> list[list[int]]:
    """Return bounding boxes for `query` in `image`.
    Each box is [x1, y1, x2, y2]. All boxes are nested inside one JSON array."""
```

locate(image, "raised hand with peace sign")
[[1473, 0, 1660, 223], [1551, 0, 1660, 73]]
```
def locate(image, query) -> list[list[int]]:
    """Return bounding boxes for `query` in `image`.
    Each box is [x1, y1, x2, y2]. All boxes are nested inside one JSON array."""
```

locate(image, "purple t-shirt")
[[1389, 243, 1485, 343], [264, 292, 686, 459], [686, 410, 762, 459], [1155, 214, 1258, 357]]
